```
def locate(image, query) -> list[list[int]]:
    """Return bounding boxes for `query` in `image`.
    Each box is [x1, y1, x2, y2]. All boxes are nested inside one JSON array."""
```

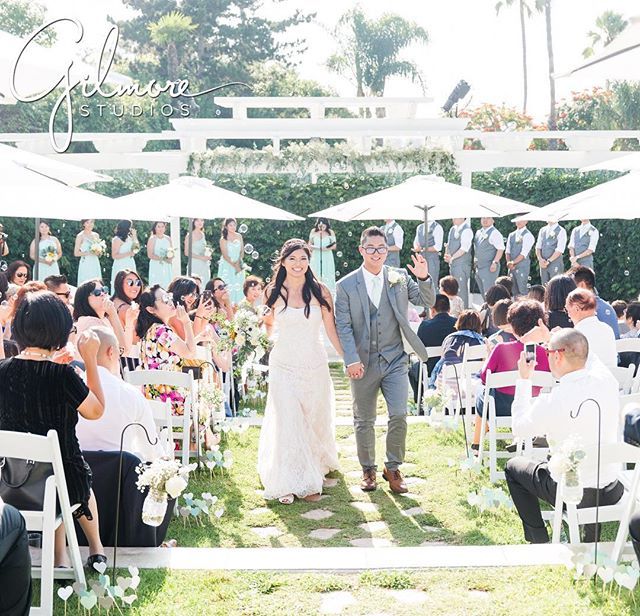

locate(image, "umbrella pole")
[[187, 218, 194, 277], [33, 217, 40, 280]]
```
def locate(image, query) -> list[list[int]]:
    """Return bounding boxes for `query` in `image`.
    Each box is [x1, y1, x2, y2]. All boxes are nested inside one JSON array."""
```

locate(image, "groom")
[[335, 226, 435, 493]]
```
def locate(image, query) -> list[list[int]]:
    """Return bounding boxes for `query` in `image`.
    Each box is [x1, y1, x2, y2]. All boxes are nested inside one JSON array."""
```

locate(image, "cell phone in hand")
[[201, 290, 213, 303], [524, 343, 536, 364]]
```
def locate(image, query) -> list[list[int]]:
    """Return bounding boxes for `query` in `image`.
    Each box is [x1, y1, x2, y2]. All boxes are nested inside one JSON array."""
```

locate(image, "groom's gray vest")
[[368, 289, 404, 364]]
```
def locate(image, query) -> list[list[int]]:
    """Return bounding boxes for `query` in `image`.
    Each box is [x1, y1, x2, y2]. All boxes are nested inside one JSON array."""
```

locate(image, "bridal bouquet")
[[204, 244, 213, 259], [89, 239, 107, 257], [162, 247, 175, 261], [548, 435, 586, 505], [40, 246, 58, 265], [132, 238, 141, 255], [136, 458, 196, 525]]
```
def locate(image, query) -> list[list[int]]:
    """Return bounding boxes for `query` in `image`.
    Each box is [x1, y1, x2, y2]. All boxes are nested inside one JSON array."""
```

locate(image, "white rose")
[[387, 270, 403, 286], [165, 475, 188, 499]]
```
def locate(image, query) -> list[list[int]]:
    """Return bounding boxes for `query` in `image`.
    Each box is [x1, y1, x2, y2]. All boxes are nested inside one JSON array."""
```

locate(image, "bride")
[[258, 238, 343, 504]]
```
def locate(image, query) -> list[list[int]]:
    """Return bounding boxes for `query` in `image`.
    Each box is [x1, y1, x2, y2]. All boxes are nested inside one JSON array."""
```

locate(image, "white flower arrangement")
[[40, 246, 58, 264], [89, 239, 107, 257], [200, 382, 224, 422], [387, 269, 404, 286], [203, 244, 213, 259], [132, 239, 141, 255], [163, 247, 175, 261], [135, 458, 195, 499], [548, 435, 585, 505]]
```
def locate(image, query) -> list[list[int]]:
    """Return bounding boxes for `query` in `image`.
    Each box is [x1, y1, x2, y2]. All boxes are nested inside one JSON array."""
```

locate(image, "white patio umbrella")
[[518, 172, 640, 221], [117, 176, 304, 275], [555, 16, 640, 82], [0, 26, 132, 104]]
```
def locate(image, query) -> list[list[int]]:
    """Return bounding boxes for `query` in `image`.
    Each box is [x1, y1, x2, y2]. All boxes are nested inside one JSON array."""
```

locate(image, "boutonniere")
[[453, 230, 460, 240], [387, 270, 404, 286], [548, 231, 556, 238], [515, 236, 522, 243]]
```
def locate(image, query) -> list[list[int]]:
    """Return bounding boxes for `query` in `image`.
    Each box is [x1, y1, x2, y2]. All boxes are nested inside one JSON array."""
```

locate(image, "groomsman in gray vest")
[[413, 220, 444, 285], [444, 218, 473, 307], [506, 219, 535, 297], [535, 217, 567, 284], [335, 227, 435, 494], [569, 219, 599, 271], [380, 219, 404, 268], [473, 217, 505, 300]]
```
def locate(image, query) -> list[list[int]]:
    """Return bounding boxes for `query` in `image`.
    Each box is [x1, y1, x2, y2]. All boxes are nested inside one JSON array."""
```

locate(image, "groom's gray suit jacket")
[[335, 266, 436, 368]]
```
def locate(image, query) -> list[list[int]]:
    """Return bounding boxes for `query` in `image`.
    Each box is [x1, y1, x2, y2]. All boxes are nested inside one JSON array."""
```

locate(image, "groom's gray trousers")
[[351, 352, 409, 471]]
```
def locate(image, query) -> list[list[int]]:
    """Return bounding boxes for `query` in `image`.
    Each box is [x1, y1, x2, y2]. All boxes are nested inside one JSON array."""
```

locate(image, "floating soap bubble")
[[251, 251, 259, 260], [244, 243, 254, 254], [240, 188, 247, 196], [266, 277, 271, 283], [215, 109, 221, 116], [528, 276, 532, 281], [348, 231, 353, 237], [276, 230, 281, 235], [360, 222, 365, 226], [336, 251, 343, 258], [625, 270, 630, 276], [343, 262, 349, 268], [335, 271, 341, 277], [239, 223, 248, 233]]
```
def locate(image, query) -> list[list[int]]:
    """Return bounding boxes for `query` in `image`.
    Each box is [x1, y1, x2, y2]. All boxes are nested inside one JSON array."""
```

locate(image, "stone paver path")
[[358, 521, 388, 534], [301, 509, 334, 521], [309, 529, 342, 540], [350, 502, 379, 513], [389, 589, 428, 605], [251, 526, 282, 539], [319, 591, 357, 614]]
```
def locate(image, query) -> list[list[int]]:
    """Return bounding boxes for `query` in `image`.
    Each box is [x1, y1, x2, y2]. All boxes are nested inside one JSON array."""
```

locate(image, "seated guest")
[[239, 276, 265, 314], [428, 309, 484, 388], [527, 285, 545, 304], [0, 292, 106, 568], [473, 300, 551, 448], [487, 298, 516, 349], [612, 300, 629, 336], [204, 277, 235, 321], [506, 329, 623, 543], [76, 326, 165, 461], [439, 276, 464, 318], [0, 499, 31, 616], [544, 275, 576, 329], [408, 294, 457, 402], [566, 288, 617, 369], [73, 279, 128, 354], [2, 281, 46, 342], [495, 275, 513, 297], [169, 276, 215, 339], [622, 301, 640, 339], [480, 284, 510, 336], [44, 274, 71, 307], [570, 265, 619, 338]]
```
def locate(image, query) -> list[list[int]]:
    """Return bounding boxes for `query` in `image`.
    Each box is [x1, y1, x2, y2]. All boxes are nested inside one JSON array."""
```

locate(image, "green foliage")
[[0, 0, 56, 45], [359, 570, 414, 589], [327, 6, 429, 97], [583, 10, 628, 59]]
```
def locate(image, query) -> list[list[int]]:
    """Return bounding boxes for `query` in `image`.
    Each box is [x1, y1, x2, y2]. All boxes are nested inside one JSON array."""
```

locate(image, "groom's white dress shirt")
[[361, 266, 384, 308]]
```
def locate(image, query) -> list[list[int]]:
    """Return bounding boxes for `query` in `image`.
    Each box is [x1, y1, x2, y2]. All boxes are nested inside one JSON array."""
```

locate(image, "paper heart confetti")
[[597, 566, 615, 584], [98, 596, 115, 610], [111, 585, 125, 598], [128, 566, 139, 577], [98, 574, 110, 588], [129, 575, 141, 590], [57, 586, 73, 601], [122, 594, 138, 605], [93, 560, 107, 575], [72, 582, 86, 595], [79, 592, 98, 610], [583, 563, 598, 578], [116, 576, 131, 591], [614, 570, 638, 590]]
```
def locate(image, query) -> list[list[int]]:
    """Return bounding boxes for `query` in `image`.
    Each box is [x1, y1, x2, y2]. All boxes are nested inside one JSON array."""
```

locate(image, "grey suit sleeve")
[[335, 282, 361, 366], [406, 274, 436, 308]]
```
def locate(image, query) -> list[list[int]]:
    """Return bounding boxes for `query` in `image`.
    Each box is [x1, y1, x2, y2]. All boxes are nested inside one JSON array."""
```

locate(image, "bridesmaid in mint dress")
[[217, 217, 245, 304], [147, 221, 174, 289], [309, 218, 337, 295], [184, 218, 211, 285], [74, 219, 103, 286], [29, 221, 61, 281], [111, 219, 138, 293]]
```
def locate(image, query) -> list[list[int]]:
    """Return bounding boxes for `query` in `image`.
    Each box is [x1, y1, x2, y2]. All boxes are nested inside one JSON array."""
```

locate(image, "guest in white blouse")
[[76, 327, 165, 462], [565, 288, 617, 368], [505, 328, 623, 543]]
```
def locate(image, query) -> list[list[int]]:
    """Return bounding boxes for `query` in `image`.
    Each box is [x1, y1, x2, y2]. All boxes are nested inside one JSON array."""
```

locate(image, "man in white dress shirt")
[[568, 219, 599, 271], [444, 218, 473, 307], [535, 218, 567, 285], [76, 326, 165, 461], [505, 328, 623, 543], [413, 220, 444, 286], [565, 289, 617, 369], [381, 219, 404, 268], [505, 219, 535, 297], [473, 217, 505, 300]]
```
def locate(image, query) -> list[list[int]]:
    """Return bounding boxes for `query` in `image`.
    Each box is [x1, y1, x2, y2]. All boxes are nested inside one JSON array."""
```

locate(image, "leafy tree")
[[148, 11, 197, 79], [459, 103, 535, 149], [0, 0, 55, 45], [583, 10, 628, 58], [326, 6, 429, 97], [495, 0, 534, 114]]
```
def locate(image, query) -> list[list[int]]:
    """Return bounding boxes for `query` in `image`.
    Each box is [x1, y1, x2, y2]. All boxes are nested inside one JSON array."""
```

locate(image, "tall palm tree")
[[326, 6, 429, 98], [535, 0, 556, 130], [583, 10, 628, 58], [148, 11, 197, 80], [495, 0, 534, 114]]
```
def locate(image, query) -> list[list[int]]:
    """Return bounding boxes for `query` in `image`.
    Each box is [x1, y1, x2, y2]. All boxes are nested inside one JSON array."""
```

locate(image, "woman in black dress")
[[0, 291, 106, 568], [544, 275, 576, 329]]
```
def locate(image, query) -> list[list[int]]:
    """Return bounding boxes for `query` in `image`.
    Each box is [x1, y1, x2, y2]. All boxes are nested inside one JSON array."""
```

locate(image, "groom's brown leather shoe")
[[360, 469, 377, 492], [383, 467, 408, 494]]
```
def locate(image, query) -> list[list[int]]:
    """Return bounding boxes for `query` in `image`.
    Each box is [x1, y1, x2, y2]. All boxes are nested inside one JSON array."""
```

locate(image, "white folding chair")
[[616, 338, 640, 354], [124, 370, 195, 465], [147, 399, 174, 455], [417, 345, 442, 412], [0, 429, 86, 616], [610, 365, 635, 395], [478, 370, 555, 483], [461, 344, 488, 418], [551, 442, 640, 566]]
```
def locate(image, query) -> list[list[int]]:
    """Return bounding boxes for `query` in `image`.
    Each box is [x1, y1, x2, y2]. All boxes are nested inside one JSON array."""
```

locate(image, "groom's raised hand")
[[406, 254, 429, 280], [346, 362, 365, 380]]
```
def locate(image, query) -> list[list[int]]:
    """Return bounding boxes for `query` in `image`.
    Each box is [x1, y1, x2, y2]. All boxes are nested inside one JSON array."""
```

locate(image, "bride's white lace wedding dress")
[[257, 304, 339, 499]]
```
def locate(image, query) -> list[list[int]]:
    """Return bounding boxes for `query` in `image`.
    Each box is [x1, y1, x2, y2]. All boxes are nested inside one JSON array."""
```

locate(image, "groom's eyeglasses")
[[362, 246, 388, 255]]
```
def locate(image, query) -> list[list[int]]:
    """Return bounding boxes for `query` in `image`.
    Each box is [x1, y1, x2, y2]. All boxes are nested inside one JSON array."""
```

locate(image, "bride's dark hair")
[[265, 238, 331, 318]]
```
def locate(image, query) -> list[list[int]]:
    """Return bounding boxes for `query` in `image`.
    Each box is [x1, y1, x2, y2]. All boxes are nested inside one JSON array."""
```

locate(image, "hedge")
[[1, 166, 635, 301]]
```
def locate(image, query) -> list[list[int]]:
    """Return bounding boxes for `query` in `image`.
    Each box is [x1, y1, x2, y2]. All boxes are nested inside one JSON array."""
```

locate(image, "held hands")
[[346, 362, 365, 380], [517, 350, 536, 380], [406, 253, 429, 280], [77, 329, 100, 362]]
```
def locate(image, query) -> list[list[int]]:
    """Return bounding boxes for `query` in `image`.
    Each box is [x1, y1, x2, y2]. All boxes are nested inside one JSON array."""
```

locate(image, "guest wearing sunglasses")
[[111, 270, 144, 369], [73, 279, 128, 355], [5, 260, 30, 287], [137, 285, 197, 415], [204, 277, 235, 321], [44, 274, 72, 307], [168, 276, 216, 339]]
